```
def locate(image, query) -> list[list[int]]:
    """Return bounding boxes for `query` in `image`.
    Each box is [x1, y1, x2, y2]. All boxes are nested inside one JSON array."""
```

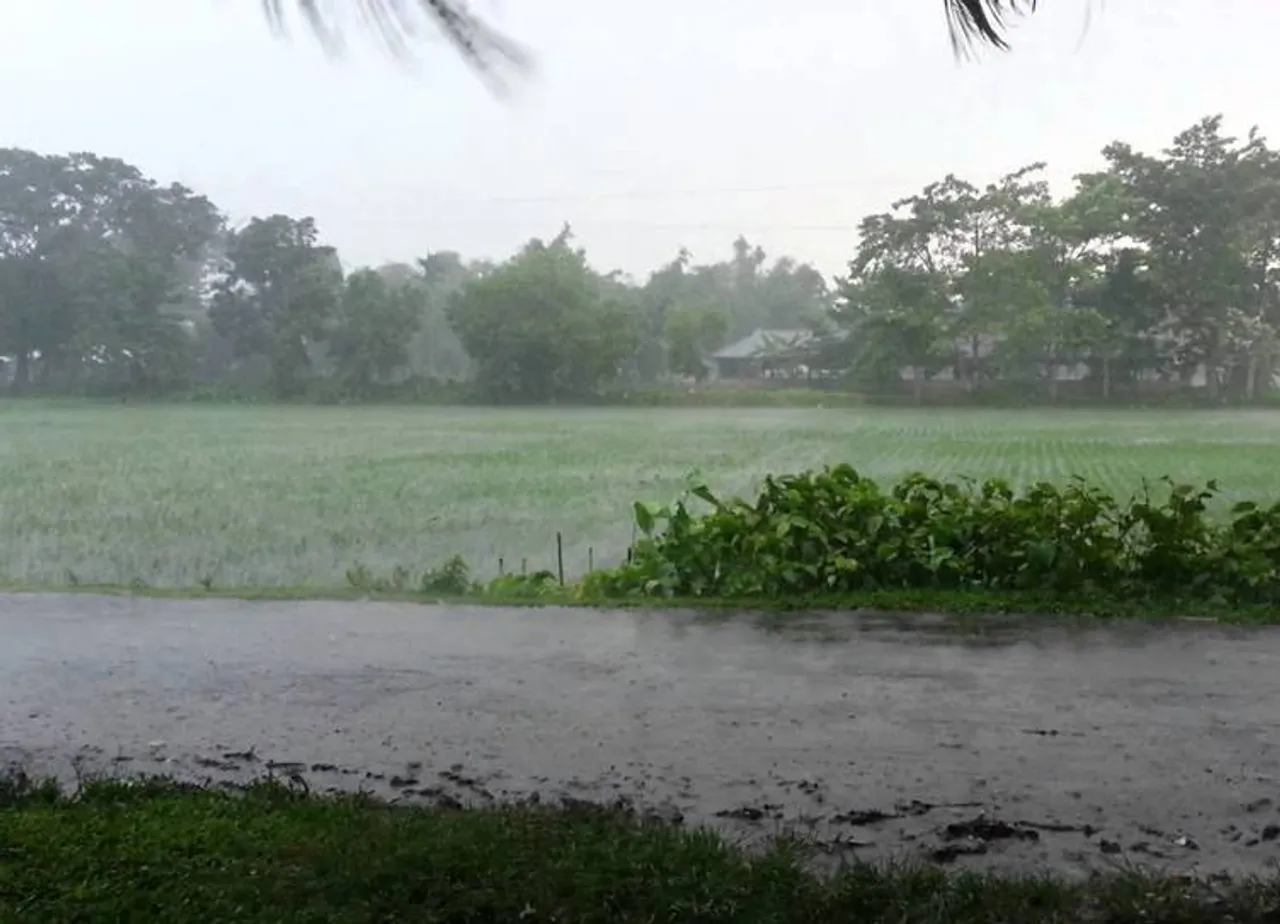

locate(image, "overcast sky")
[[2, 0, 1276, 280]]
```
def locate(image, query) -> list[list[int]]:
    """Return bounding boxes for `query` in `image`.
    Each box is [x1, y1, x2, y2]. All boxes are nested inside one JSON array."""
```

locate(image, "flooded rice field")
[[3, 593, 1280, 878]]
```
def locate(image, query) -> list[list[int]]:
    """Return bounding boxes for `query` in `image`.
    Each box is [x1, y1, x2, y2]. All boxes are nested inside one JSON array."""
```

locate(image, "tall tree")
[[632, 249, 692, 382], [833, 266, 952, 403], [665, 305, 728, 381], [1099, 117, 1280, 398], [644, 239, 830, 343], [0, 148, 221, 392], [328, 268, 424, 392], [832, 160, 1149, 402], [447, 226, 637, 401], [374, 254, 476, 380], [839, 173, 996, 389], [208, 214, 343, 396]]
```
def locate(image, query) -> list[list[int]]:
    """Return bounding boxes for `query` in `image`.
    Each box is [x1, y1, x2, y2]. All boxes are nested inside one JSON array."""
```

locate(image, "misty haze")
[[3, 2, 1280, 921]]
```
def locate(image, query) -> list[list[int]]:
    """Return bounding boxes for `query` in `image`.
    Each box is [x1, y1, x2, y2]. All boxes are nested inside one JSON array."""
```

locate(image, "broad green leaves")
[[594, 467, 1280, 604]]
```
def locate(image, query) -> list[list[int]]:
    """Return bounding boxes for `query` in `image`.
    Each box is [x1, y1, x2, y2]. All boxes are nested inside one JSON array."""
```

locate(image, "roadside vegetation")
[[333, 466, 1280, 617], [590, 467, 1280, 605], [2, 775, 1277, 923]]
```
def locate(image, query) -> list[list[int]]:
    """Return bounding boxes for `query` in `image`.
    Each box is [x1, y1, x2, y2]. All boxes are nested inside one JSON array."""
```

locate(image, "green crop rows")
[[2, 401, 1278, 590]]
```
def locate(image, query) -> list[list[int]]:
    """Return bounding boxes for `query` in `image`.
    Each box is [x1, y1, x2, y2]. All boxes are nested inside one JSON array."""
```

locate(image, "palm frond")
[[944, 0, 1038, 55], [260, 1, 1039, 96], [261, 0, 532, 95]]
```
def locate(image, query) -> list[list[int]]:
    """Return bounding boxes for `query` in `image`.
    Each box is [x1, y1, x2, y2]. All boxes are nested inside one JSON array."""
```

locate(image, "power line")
[[564, 219, 858, 233], [374, 214, 861, 234], [416, 177, 918, 206]]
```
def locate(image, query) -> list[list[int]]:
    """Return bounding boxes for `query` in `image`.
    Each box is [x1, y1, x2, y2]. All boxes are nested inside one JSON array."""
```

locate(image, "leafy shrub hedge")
[[584, 466, 1280, 604]]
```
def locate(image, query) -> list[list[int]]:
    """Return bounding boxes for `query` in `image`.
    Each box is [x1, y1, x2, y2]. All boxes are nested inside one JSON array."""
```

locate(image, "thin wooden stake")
[[556, 532, 565, 586]]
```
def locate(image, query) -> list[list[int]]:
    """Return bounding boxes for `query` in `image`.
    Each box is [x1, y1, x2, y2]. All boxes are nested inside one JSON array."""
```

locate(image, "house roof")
[[711, 328, 816, 361]]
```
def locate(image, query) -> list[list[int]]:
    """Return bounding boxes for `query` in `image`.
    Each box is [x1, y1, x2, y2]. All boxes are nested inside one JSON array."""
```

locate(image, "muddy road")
[[3, 593, 1280, 878]]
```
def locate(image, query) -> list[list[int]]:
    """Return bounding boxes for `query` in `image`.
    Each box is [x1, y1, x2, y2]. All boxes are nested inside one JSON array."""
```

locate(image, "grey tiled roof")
[[711, 328, 815, 360]]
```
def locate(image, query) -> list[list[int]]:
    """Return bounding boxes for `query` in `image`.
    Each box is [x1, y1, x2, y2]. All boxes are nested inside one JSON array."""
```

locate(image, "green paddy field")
[[2, 401, 1277, 589]]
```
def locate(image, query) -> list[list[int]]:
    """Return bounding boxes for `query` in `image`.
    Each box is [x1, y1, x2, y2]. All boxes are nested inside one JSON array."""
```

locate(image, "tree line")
[[1, 112, 1276, 404], [0, 151, 829, 400], [826, 114, 1280, 404]]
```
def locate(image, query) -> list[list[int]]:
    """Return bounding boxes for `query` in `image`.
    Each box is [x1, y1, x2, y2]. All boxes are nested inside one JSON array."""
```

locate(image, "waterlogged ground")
[[4, 594, 1280, 878], [3, 402, 1280, 587]]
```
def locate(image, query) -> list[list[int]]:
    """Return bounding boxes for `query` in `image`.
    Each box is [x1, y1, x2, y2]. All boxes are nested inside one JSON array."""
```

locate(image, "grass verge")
[[1, 776, 1276, 923], [5, 578, 1279, 626]]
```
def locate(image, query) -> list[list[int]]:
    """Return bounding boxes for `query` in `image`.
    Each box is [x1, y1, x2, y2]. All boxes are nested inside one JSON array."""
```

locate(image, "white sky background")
[[1, 0, 1277, 280]]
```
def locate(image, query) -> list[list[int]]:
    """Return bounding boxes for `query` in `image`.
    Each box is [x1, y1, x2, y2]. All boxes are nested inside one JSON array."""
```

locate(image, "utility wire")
[[415, 177, 920, 206], [377, 215, 861, 233]]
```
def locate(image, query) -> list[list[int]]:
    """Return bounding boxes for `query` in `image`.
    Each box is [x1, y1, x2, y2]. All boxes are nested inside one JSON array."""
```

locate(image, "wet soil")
[[3, 593, 1280, 878]]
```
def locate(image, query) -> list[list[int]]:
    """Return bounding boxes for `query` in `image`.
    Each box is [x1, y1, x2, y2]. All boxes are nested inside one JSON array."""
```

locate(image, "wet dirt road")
[[3, 593, 1280, 879]]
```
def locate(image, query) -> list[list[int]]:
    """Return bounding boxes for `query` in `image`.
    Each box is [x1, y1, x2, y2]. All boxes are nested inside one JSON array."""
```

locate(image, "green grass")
[[3, 400, 1280, 589], [2, 777, 1276, 923]]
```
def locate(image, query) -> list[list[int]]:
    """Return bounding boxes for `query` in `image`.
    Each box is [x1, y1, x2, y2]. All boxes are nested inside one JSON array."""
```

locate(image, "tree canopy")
[[2, 111, 1276, 405], [827, 116, 1280, 404]]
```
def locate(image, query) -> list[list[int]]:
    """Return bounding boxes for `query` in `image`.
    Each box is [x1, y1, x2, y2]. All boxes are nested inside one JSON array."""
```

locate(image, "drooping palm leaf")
[[944, 0, 1038, 53], [262, 1, 1037, 91], [261, 0, 534, 93]]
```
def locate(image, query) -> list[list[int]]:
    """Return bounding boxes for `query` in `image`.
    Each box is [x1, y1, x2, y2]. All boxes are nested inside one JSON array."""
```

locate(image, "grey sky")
[[2, 0, 1276, 279]]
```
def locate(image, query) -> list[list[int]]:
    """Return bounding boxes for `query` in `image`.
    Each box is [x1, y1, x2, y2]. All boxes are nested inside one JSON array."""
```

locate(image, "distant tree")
[[1093, 117, 1280, 398], [402, 251, 487, 379], [822, 114, 1280, 404], [447, 226, 637, 401], [756, 257, 832, 330], [0, 148, 222, 393], [208, 215, 343, 396], [63, 244, 199, 394], [417, 251, 476, 290], [643, 239, 830, 345], [997, 301, 1109, 400], [631, 249, 694, 382], [831, 176, 984, 396], [665, 305, 728, 381], [0, 253, 72, 393], [328, 268, 424, 392], [12, 103, 1280, 407], [833, 266, 952, 403]]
